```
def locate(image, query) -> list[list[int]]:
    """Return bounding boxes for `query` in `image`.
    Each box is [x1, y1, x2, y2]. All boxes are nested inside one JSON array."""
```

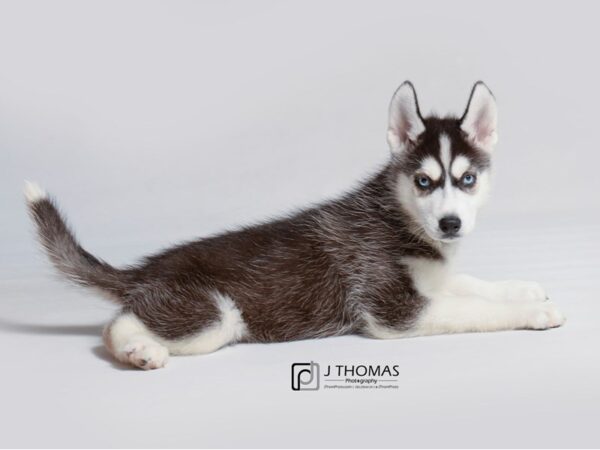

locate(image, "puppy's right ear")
[[387, 81, 425, 155]]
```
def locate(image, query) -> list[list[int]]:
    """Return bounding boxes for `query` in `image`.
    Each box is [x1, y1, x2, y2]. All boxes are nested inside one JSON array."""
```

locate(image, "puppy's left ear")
[[460, 82, 498, 152]]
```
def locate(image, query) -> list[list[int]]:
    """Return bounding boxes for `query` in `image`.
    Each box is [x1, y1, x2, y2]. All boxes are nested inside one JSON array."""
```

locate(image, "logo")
[[291, 361, 320, 391], [291, 361, 400, 391]]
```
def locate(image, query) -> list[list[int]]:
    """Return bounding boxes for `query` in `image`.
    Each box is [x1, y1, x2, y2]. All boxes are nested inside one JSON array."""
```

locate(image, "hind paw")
[[526, 302, 566, 330], [121, 340, 169, 370]]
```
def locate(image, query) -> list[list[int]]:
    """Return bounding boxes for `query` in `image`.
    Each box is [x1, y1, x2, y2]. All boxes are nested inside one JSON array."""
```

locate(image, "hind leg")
[[103, 313, 170, 370], [103, 291, 247, 370]]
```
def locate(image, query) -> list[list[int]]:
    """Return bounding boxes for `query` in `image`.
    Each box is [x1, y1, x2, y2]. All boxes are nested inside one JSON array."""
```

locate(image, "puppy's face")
[[387, 82, 498, 242]]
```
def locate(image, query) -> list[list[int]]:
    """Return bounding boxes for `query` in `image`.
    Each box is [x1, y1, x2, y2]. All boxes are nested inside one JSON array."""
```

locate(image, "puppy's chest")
[[402, 256, 451, 298]]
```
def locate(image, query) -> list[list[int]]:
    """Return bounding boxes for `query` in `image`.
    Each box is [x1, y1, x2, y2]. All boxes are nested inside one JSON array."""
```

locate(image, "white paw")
[[526, 302, 566, 330], [121, 340, 169, 370], [498, 280, 548, 302]]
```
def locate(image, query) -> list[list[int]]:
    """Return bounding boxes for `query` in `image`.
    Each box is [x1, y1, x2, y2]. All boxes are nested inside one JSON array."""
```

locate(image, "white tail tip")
[[24, 180, 47, 203]]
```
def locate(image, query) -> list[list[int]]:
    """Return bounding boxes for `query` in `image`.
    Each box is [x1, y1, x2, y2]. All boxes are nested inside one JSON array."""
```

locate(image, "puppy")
[[26, 81, 565, 370]]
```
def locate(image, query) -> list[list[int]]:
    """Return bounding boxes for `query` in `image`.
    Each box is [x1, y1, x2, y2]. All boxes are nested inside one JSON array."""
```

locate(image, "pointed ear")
[[460, 81, 498, 152], [387, 81, 425, 155]]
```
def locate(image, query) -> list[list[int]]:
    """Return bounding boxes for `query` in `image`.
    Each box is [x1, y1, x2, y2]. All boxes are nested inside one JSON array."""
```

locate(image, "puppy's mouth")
[[437, 234, 462, 243]]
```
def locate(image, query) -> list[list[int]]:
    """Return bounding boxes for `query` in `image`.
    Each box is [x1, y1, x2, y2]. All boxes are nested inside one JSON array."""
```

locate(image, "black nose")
[[439, 215, 461, 235]]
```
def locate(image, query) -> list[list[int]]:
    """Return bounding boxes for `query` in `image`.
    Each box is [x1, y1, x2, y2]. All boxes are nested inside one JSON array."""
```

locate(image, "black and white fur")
[[26, 81, 565, 370]]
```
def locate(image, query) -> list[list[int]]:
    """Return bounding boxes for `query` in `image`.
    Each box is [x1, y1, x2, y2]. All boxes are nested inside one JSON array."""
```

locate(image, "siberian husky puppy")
[[26, 81, 565, 370]]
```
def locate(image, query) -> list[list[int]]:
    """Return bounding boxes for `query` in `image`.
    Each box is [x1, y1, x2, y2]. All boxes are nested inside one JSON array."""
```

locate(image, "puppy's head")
[[387, 81, 497, 243]]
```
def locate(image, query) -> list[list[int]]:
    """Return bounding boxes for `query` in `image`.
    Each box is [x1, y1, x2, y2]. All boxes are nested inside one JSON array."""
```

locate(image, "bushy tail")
[[25, 181, 129, 302]]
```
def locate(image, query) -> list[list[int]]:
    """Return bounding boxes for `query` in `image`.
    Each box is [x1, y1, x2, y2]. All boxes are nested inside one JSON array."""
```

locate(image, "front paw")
[[526, 302, 566, 330], [497, 280, 548, 303]]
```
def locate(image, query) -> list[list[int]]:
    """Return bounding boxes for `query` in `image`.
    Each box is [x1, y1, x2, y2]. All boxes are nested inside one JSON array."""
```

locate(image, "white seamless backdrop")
[[1, 1, 599, 448]]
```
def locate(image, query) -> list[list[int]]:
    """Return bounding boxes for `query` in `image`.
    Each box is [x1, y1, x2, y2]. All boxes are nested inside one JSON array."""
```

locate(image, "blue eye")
[[462, 173, 476, 186], [416, 175, 431, 188]]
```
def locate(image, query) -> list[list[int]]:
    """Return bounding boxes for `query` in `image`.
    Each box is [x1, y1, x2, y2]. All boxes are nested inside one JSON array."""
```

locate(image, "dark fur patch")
[[122, 166, 441, 341], [398, 117, 490, 177]]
